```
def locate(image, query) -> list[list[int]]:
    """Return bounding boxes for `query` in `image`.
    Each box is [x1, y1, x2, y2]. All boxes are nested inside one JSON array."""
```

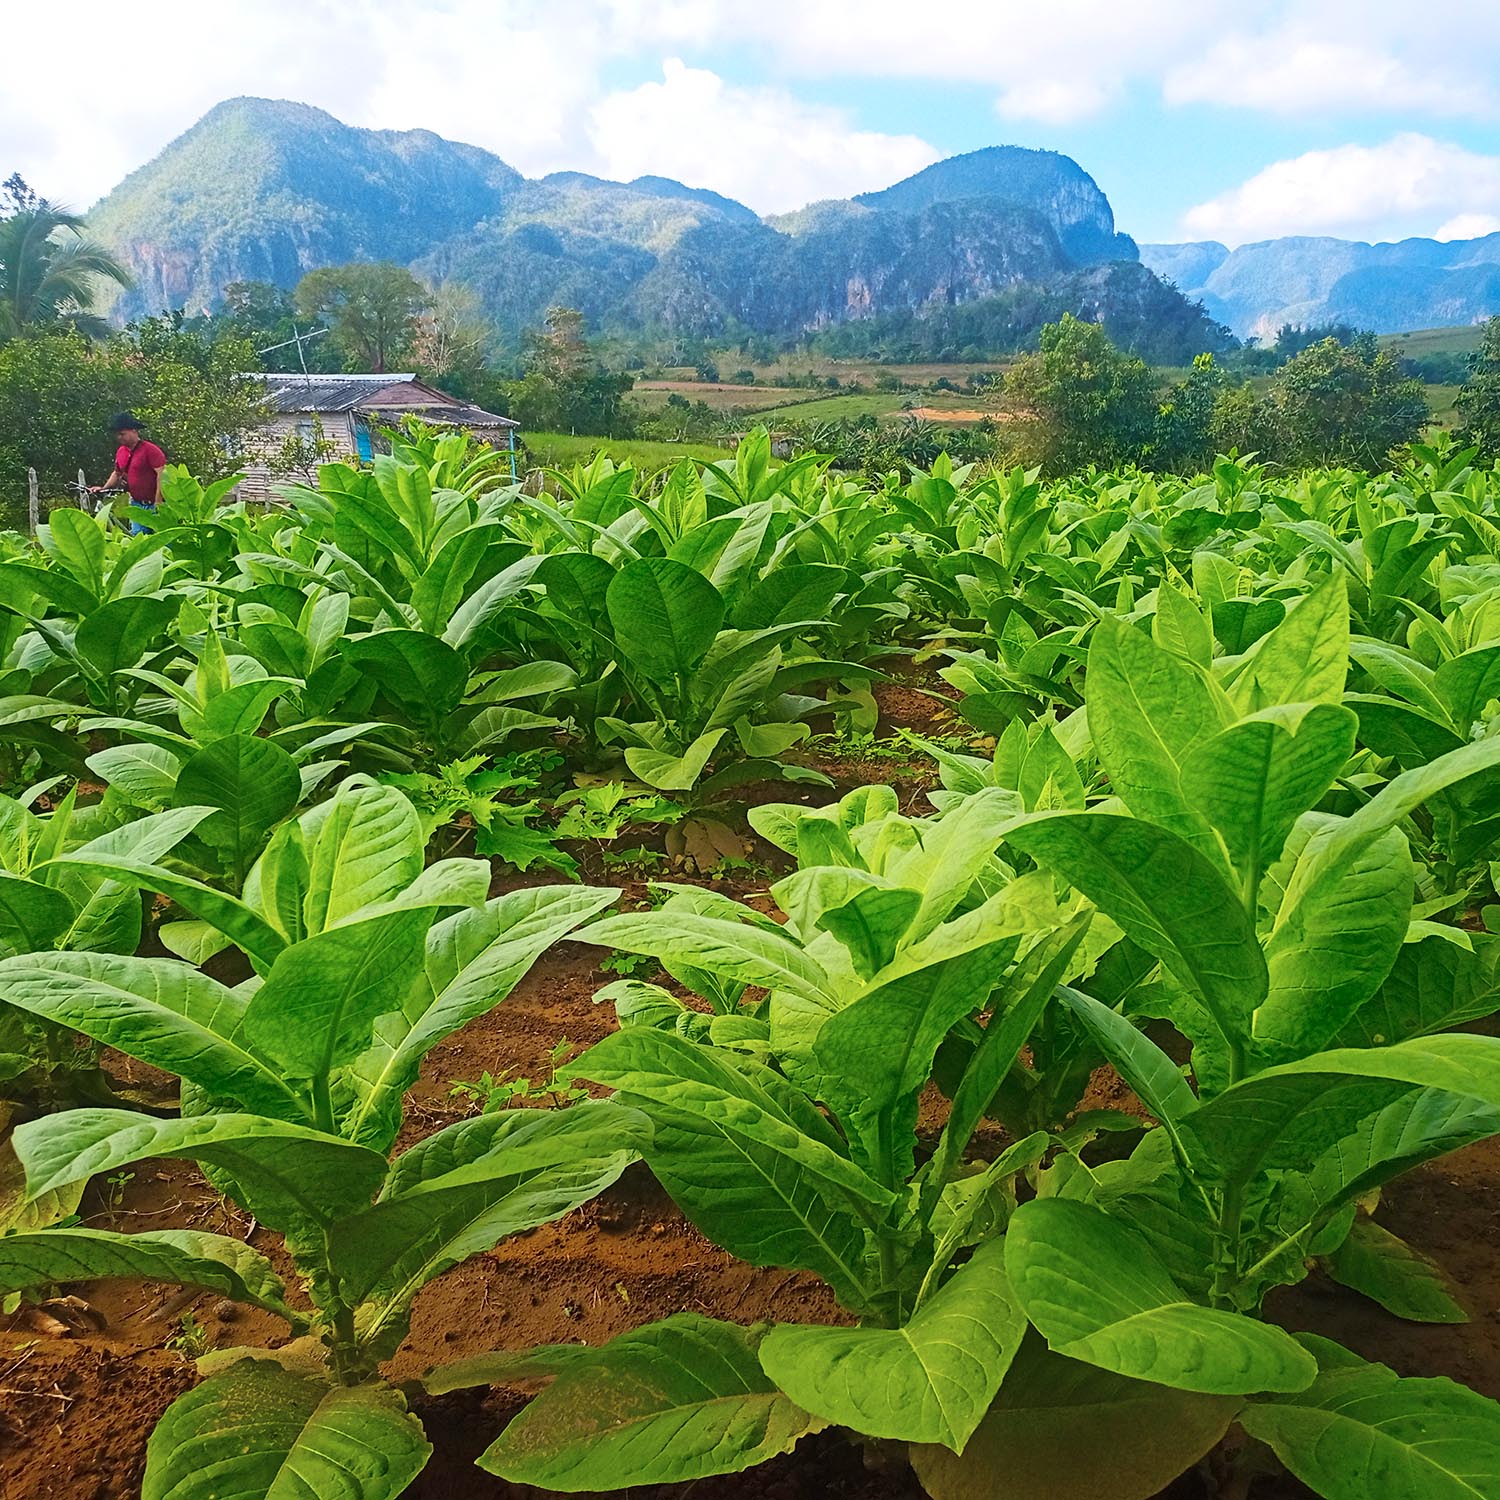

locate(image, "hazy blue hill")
[[855, 146, 1138, 264], [1139, 241, 1229, 293], [1142, 231, 1500, 337], [89, 97, 522, 318]]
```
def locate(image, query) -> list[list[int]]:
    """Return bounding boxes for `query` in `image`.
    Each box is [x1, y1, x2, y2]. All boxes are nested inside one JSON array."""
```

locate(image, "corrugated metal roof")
[[248, 373, 418, 413], [245, 373, 518, 428]]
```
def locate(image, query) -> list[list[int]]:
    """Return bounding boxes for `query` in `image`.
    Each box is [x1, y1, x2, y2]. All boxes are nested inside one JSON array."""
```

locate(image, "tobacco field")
[[2, 425, 1500, 1499]]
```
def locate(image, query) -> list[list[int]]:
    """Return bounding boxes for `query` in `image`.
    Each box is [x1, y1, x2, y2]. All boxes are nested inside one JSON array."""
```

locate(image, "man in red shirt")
[[92, 412, 166, 528]]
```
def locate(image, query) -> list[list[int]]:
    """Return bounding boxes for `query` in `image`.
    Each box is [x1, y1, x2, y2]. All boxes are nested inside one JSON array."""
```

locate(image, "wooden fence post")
[[27, 468, 39, 536], [78, 469, 89, 513]]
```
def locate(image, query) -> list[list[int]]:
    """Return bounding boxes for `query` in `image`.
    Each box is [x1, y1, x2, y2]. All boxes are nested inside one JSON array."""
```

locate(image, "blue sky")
[[9, 0, 1500, 246]]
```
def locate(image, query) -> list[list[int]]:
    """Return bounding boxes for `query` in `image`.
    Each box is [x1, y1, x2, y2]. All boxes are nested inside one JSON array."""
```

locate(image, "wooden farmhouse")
[[236, 373, 519, 501]]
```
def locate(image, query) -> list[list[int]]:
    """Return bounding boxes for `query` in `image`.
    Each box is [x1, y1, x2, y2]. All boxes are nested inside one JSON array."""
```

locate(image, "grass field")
[[520, 432, 730, 471], [1379, 325, 1486, 357]]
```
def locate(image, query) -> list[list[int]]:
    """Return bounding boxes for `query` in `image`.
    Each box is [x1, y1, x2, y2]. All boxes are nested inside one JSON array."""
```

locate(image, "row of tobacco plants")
[[2, 423, 1500, 1497]]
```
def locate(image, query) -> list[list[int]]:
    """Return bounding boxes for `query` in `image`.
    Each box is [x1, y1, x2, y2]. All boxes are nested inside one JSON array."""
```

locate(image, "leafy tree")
[[190, 281, 341, 374], [0, 324, 267, 526], [1208, 381, 1274, 458], [1004, 314, 1158, 473], [1456, 316, 1500, 460], [293, 262, 429, 372], [521, 306, 590, 386], [409, 281, 492, 389], [1152, 353, 1229, 471], [507, 307, 634, 435], [0, 175, 132, 343], [1265, 334, 1428, 468]]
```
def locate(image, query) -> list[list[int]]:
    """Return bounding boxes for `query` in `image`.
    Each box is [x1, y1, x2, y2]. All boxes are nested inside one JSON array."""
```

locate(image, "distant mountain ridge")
[[1140, 234, 1500, 338], [88, 96, 1229, 360]]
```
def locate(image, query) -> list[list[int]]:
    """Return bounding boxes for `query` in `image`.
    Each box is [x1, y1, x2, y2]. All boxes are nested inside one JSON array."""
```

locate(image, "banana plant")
[[0, 781, 638, 1498]]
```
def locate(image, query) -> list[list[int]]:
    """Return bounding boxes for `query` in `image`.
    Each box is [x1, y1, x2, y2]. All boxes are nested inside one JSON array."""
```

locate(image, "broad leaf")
[[910, 1335, 1240, 1500], [759, 1239, 1026, 1449], [1324, 1218, 1467, 1324], [1007, 813, 1266, 1049], [0, 1228, 296, 1322], [143, 1358, 430, 1500], [1005, 1198, 1316, 1394], [478, 1314, 822, 1489], [569, 1027, 891, 1311], [13, 1110, 385, 1243], [0, 951, 310, 1120], [1241, 1335, 1500, 1500]]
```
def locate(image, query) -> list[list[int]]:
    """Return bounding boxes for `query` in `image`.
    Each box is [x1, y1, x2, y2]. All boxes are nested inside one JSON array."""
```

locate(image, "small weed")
[[167, 1311, 210, 1358], [104, 1171, 134, 1217], [600, 846, 671, 876], [449, 1040, 588, 1113], [600, 949, 660, 979]]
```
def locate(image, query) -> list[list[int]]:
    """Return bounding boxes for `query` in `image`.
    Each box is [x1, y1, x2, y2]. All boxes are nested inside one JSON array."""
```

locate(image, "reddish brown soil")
[[1, 690, 1495, 1500]]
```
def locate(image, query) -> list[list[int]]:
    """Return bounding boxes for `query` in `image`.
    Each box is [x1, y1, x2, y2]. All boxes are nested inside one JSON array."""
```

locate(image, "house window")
[[354, 422, 373, 462]]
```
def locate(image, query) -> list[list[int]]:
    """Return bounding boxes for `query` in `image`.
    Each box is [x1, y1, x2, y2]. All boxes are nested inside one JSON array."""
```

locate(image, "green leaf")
[[1007, 813, 1266, 1049], [74, 594, 178, 675], [173, 734, 302, 882], [1181, 1035, 1500, 1184], [342, 629, 469, 716], [1336, 934, 1500, 1049], [910, 1336, 1240, 1500], [0, 1228, 295, 1322], [143, 1358, 430, 1500], [759, 1239, 1025, 1449], [241, 908, 433, 1081], [85, 742, 180, 807], [342, 885, 619, 1150], [1229, 572, 1349, 713], [1084, 615, 1224, 857], [606, 556, 725, 680], [1152, 580, 1213, 668], [1005, 1198, 1317, 1394], [1057, 987, 1200, 1149], [624, 728, 725, 791], [922, 920, 1088, 1208], [42, 854, 286, 969], [478, 1314, 822, 1489], [1255, 823, 1414, 1064], [582, 910, 834, 1006], [568, 1027, 890, 1311], [1324, 1218, 1468, 1324], [0, 951, 310, 1120], [13, 1110, 385, 1243], [330, 1102, 644, 1354], [0, 872, 73, 956], [300, 784, 425, 933], [1180, 704, 1356, 886], [1240, 1335, 1500, 1500]]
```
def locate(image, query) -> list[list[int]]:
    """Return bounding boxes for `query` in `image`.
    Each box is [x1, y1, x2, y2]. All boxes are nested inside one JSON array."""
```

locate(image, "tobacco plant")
[[0, 781, 638, 1496]]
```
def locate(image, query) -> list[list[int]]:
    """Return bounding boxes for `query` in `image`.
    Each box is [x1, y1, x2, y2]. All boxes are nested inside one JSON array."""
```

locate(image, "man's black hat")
[[109, 412, 144, 432]]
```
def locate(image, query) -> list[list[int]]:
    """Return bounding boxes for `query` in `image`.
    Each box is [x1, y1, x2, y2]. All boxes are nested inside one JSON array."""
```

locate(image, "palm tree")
[[0, 176, 132, 342]]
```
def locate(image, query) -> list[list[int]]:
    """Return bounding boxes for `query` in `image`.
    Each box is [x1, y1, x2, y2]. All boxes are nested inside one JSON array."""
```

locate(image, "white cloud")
[[1437, 213, 1500, 241], [1164, 32, 1496, 117], [1181, 134, 1500, 245], [995, 79, 1114, 127], [587, 60, 939, 212]]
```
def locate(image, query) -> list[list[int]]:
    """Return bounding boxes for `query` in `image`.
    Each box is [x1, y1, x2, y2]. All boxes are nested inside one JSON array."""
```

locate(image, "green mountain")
[[90, 98, 521, 318], [90, 97, 1229, 361], [1141, 234, 1500, 338], [854, 146, 1137, 265]]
